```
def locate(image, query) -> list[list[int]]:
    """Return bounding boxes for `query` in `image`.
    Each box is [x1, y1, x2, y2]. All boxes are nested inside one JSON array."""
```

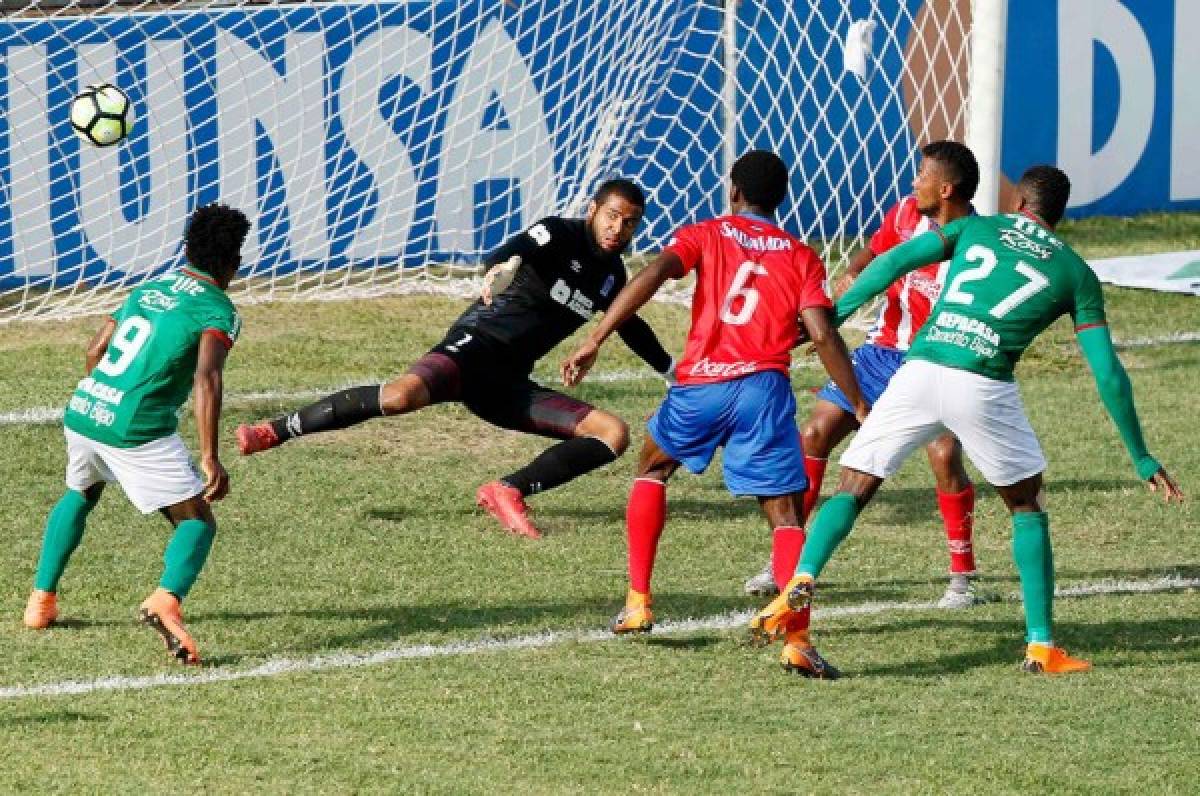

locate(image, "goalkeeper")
[[238, 179, 673, 539], [752, 165, 1183, 675]]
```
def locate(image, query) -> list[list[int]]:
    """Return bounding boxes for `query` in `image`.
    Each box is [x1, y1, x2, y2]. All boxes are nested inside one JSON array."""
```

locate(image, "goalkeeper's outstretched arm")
[[1076, 324, 1184, 502]]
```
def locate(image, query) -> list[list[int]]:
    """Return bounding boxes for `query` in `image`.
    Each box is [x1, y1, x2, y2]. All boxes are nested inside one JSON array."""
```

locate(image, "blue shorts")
[[815, 343, 905, 414], [647, 370, 806, 497]]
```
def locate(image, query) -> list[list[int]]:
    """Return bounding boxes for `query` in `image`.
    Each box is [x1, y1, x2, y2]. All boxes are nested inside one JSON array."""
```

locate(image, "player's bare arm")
[[194, 333, 230, 502], [801, 305, 868, 424], [833, 247, 875, 298], [561, 251, 684, 386], [1075, 323, 1183, 504], [84, 317, 117, 374]]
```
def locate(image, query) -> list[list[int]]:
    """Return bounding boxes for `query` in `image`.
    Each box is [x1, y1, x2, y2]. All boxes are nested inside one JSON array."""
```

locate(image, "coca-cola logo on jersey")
[[688, 357, 759, 379], [907, 270, 943, 301]]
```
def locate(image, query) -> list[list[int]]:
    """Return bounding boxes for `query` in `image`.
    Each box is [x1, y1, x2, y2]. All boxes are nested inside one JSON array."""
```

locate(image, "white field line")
[[1, 574, 1195, 701]]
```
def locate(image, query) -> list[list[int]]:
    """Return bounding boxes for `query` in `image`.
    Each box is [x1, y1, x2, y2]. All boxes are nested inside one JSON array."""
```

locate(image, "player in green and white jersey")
[[23, 203, 250, 666], [751, 166, 1184, 675]]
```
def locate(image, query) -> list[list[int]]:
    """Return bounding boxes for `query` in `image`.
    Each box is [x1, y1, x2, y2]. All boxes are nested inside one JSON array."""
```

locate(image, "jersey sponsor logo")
[[998, 229, 1054, 261], [928, 310, 1000, 357], [688, 356, 759, 379], [549, 278, 595, 319], [170, 274, 206, 296], [719, 221, 793, 252], [907, 270, 943, 301], [76, 376, 126, 405], [138, 289, 180, 313]]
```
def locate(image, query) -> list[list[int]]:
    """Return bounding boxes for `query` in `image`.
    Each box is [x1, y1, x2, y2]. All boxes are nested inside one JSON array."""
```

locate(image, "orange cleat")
[[780, 629, 840, 679], [236, 422, 281, 456], [139, 588, 200, 666], [749, 575, 813, 645], [475, 481, 542, 539], [610, 589, 653, 635], [1021, 643, 1091, 675], [23, 589, 59, 629]]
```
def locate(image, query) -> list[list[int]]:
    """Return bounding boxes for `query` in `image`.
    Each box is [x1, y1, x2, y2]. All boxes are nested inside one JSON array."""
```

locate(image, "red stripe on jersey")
[[203, 328, 234, 350], [865, 196, 946, 351], [1074, 322, 1107, 333], [666, 215, 830, 386], [181, 267, 219, 286]]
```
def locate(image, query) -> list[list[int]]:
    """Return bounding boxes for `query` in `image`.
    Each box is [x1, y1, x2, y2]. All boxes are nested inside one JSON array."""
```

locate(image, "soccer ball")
[[70, 83, 134, 147]]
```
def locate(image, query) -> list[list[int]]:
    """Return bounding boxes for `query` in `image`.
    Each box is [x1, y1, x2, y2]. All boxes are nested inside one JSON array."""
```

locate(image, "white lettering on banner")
[[1171, 2, 1200, 200], [719, 221, 792, 251], [1058, 0, 1155, 208], [78, 39, 190, 276], [7, 45, 54, 278], [340, 26, 430, 259], [217, 31, 330, 265], [688, 357, 759, 379], [436, 19, 555, 252]]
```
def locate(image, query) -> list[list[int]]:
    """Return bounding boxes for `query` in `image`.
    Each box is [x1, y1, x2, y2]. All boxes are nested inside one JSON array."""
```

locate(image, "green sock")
[[34, 490, 99, 592], [796, 492, 861, 579], [159, 519, 216, 600], [1012, 511, 1054, 644]]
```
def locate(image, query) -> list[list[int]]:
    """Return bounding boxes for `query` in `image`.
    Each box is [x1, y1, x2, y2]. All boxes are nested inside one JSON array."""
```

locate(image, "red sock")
[[801, 456, 828, 521], [627, 478, 667, 593], [937, 484, 976, 574], [771, 526, 806, 591]]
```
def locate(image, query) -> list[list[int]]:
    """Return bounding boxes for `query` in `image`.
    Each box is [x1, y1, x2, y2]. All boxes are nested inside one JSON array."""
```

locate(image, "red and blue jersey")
[[664, 213, 831, 386], [863, 196, 952, 351]]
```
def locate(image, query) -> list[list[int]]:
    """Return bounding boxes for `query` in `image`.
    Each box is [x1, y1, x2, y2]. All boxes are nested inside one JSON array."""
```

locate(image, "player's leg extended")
[[744, 400, 856, 596], [754, 492, 840, 679], [612, 438, 680, 635], [139, 496, 218, 665], [995, 475, 1089, 675], [25, 483, 105, 629], [925, 433, 980, 608], [477, 386, 623, 538]]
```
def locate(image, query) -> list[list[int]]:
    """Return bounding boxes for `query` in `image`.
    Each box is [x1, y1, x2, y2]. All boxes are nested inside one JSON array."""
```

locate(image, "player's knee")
[[800, 422, 827, 457], [581, 413, 629, 456], [380, 377, 426, 415], [927, 437, 969, 492]]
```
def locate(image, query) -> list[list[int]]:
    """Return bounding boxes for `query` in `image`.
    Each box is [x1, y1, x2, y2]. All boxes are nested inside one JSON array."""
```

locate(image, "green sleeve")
[[833, 224, 957, 326], [1070, 260, 1107, 328], [1076, 325, 1160, 480]]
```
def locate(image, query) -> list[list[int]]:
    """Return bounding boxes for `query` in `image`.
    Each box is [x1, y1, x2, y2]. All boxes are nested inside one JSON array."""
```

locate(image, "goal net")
[[0, 0, 981, 323]]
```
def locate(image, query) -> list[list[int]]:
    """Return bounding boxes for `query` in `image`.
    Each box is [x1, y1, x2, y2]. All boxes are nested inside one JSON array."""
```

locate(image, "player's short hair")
[[1017, 165, 1071, 226], [731, 150, 789, 213], [921, 140, 979, 201], [593, 178, 645, 209], [185, 203, 250, 278]]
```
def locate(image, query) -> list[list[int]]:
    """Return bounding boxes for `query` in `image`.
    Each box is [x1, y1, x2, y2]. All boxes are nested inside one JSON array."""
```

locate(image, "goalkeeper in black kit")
[[238, 179, 674, 538]]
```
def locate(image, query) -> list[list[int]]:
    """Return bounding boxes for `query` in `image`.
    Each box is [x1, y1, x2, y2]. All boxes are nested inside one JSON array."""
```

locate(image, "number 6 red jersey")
[[665, 213, 831, 386]]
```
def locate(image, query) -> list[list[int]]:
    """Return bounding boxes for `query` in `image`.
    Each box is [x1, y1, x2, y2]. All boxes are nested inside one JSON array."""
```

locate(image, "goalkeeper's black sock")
[[271, 385, 383, 441], [502, 436, 618, 496]]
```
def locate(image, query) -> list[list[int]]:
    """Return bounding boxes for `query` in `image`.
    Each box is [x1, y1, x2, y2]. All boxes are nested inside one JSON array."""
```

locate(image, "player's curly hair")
[[1017, 165, 1071, 226], [185, 203, 250, 279], [593, 178, 646, 209], [731, 150, 789, 213], [922, 140, 979, 201]]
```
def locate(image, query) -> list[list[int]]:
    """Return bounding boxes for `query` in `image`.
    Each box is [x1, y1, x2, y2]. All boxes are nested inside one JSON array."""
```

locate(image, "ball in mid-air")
[[70, 83, 134, 147]]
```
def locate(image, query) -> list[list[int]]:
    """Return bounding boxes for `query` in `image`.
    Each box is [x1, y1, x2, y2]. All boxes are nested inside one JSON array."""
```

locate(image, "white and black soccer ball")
[[70, 83, 134, 147]]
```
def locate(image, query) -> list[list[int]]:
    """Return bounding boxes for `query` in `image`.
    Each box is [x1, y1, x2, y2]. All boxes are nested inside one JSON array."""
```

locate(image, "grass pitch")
[[0, 214, 1198, 794]]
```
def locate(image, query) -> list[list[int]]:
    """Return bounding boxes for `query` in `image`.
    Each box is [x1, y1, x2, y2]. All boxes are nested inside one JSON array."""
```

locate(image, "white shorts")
[[65, 429, 204, 514], [839, 359, 1047, 487]]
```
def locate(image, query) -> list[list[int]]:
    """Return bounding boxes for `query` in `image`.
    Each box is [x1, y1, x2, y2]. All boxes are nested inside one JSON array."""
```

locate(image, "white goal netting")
[[0, 0, 976, 322]]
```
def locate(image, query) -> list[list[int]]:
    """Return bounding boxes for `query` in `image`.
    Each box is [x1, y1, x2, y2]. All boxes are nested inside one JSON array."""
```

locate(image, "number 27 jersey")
[[666, 214, 831, 386]]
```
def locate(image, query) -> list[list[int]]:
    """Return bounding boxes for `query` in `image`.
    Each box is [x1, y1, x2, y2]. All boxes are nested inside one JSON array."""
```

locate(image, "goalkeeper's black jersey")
[[449, 216, 629, 375]]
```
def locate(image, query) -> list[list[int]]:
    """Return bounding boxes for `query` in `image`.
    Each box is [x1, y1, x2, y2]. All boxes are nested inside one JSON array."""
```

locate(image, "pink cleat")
[[475, 481, 542, 539]]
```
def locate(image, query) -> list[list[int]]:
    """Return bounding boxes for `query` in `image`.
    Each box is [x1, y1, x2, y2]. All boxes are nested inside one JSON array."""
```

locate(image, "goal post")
[[0, 0, 1002, 323]]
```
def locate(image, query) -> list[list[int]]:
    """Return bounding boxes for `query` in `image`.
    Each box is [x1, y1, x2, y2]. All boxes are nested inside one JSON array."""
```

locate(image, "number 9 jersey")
[[665, 213, 831, 386], [63, 268, 240, 448]]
